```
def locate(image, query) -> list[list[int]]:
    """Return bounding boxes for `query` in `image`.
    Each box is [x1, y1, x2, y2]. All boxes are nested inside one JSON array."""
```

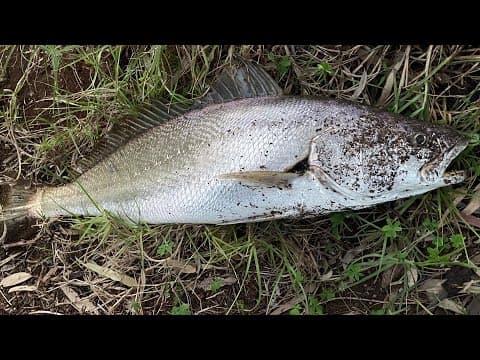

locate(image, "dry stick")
[[435, 61, 479, 97], [328, 296, 392, 304], [0, 221, 7, 244], [352, 45, 383, 74], [377, 48, 408, 107], [29, 310, 63, 315], [421, 45, 434, 112], [2, 224, 43, 249], [0, 289, 12, 307], [399, 45, 411, 89], [0, 135, 23, 183], [461, 183, 480, 216], [2, 238, 38, 249], [461, 213, 480, 228]]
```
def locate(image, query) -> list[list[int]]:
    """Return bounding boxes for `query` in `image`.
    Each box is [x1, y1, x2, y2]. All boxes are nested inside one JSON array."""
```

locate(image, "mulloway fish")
[[0, 63, 468, 225]]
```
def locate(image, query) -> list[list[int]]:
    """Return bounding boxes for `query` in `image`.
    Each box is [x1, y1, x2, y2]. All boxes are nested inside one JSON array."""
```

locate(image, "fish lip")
[[420, 138, 468, 184]]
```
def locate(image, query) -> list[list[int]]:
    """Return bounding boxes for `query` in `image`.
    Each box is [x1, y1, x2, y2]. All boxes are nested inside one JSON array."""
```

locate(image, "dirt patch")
[[1, 48, 50, 119], [442, 266, 476, 297], [57, 61, 93, 94], [325, 278, 389, 315], [1, 49, 24, 93], [1, 47, 94, 120], [0, 235, 74, 315]]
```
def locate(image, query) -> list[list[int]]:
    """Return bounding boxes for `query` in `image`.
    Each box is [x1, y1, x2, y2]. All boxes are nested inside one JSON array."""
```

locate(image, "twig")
[[2, 238, 38, 249], [0, 221, 7, 245]]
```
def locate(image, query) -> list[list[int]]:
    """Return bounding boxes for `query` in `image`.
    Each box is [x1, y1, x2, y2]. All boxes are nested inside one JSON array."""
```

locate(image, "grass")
[[0, 45, 479, 315]]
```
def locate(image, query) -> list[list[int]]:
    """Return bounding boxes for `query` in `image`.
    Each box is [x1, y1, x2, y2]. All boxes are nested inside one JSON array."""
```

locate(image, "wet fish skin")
[[32, 95, 467, 224]]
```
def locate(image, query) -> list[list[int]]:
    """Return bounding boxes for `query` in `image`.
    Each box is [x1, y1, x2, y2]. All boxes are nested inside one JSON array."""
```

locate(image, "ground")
[[0, 45, 479, 315]]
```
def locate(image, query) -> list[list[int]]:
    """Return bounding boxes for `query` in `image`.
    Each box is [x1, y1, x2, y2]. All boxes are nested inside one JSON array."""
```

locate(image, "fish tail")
[[0, 182, 41, 222]]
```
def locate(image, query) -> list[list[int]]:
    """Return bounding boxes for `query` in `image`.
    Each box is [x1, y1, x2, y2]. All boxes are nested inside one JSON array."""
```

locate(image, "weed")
[[156, 240, 174, 257], [210, 278, 223, 293], [319, 288, 336, 302], [307, 297, 324, 315], [381, 218, 402, 241], [171, 303, 191, 315], [289, 304, 302, 315], [267, 53, 291, 78], [347, 263, 364, 282]]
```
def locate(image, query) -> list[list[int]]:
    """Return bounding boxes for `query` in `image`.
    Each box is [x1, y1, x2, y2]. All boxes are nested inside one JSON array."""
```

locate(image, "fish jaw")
[[420, 137, 468, 186]]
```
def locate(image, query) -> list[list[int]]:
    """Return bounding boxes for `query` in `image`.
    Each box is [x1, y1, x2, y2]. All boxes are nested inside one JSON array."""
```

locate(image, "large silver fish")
[[0, 63, 468, 225]]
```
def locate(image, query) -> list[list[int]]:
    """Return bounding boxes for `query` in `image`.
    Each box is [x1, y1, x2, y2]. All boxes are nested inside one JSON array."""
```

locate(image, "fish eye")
[[414, 134, 427, 145]]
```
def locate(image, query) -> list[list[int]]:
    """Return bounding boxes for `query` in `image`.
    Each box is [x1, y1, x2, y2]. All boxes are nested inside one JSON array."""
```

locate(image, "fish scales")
[[38, 97, 356, 223]]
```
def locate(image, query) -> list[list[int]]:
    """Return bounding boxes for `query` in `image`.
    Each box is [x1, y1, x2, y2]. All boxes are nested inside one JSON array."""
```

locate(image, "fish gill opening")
[[289, 155, 310, 174]]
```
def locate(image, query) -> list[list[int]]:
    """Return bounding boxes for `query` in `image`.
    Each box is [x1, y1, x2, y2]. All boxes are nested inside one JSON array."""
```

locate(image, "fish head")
[[396, 120, 468, 189], [309, 111, 468, 202]]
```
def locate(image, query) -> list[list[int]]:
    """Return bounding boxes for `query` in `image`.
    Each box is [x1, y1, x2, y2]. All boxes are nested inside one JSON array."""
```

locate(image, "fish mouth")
[[420, 138, 469, 185]]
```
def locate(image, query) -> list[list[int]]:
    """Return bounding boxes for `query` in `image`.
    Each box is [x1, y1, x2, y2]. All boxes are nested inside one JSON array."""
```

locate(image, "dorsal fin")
[[199, 61, 283, 105], [69, 62, 282, 178]]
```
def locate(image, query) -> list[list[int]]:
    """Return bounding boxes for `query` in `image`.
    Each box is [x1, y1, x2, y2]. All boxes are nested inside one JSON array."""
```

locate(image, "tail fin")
[[0, 183, 39, 222]]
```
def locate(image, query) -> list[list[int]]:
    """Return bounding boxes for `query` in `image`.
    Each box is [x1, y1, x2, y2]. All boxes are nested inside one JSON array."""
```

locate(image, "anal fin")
[[219, 207, 301, 225], [217, 171, 300, 188]]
